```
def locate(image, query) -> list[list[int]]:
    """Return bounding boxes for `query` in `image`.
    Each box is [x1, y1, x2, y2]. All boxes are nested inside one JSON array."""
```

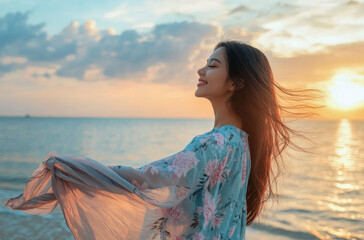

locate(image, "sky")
[[0, 0, 364, 119]]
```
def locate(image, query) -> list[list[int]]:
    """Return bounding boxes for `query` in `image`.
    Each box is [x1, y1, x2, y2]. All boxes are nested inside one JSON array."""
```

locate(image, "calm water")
[[0, 117, 363, 240]]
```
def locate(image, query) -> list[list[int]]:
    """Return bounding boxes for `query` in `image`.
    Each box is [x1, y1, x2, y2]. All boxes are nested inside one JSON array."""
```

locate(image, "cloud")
[[227, 5, 250, 15], [267, 41, 364, 85], [261, 1, 364, 55], [32, 72, 51, 78], [0, 11, 77, 64], [55, 20, 217, 81], [0, 62, 17, 73], [0, 11, 45, 51], [1, 6, 364, 88], [346, 0, 361, 5], [0, 11, 217, 83]]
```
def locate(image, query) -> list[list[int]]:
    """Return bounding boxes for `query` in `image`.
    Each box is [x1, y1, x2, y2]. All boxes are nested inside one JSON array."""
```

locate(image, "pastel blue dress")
[[5, 125, 251, 240]]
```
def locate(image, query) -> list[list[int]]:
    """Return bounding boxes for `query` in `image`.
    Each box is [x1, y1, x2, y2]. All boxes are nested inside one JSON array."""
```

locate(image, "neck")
[[211, 98, 242, 130]]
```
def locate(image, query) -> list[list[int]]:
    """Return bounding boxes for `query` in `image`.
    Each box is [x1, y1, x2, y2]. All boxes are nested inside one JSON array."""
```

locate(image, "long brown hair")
[[214, 40, 321, 225]]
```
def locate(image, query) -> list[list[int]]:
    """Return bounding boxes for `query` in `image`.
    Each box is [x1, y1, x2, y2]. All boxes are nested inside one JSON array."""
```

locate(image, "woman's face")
[[195, 47, 235, 101]]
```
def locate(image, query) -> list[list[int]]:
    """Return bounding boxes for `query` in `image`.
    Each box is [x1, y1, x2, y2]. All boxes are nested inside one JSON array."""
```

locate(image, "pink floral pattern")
[[204, 159, 218, 176], [212, 133, 225, 148], [196, 206, 203, 215], [202, 191, 221, 230], [168, 206, 184, 223], [241, 157, 247, 187], [158, 205, 184, 223], [241, 137, 248, 186], [192, 232, 205, 240], [141, 164, 159, 175], [130, 179, 149, 191], [212, 234, 222, 240], [168, 151, 199, 178], [176, 186, 189, 199], [209, 147, 232, 189], [211, 216, 223, 228], [228, 225, 236, 238]]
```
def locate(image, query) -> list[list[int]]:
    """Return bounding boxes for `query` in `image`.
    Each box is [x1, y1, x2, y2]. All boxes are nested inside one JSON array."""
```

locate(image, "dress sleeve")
[[108, 133, 227, 205], [5, 133, 237, 240]]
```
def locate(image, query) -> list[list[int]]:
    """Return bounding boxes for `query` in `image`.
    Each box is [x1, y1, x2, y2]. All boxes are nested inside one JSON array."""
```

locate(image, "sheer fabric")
[[5, 125, 251, 240]]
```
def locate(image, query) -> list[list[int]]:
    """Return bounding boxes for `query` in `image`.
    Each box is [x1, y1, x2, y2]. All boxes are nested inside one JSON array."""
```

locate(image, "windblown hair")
[[214, 40, 320, 225]]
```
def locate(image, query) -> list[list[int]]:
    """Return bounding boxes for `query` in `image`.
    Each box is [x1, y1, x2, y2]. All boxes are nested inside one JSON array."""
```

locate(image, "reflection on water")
[[323, 119, 361, 239], [333, 119, 354, 169], [276, 119, 363, 240], [332, 119, 359, 193]]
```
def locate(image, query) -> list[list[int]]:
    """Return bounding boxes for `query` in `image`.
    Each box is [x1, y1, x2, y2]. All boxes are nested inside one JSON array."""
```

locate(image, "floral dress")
[[5, 125, 251, 240]]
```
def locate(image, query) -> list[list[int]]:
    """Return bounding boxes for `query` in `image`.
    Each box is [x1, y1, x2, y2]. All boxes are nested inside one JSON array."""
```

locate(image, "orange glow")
[[328, 72, 364, 110]]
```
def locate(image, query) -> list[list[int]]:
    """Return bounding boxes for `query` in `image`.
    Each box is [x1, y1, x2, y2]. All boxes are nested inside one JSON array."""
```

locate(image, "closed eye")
[[208, 65, 216, 68]]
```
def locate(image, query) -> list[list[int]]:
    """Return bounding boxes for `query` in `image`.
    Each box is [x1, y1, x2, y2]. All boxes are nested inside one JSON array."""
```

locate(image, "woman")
[[5, 40, 307, 239]]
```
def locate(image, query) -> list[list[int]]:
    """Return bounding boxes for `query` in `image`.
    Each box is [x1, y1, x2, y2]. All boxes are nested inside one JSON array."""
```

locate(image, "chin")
[[195, 87, 209, 98], [194, 90, 203, 98]]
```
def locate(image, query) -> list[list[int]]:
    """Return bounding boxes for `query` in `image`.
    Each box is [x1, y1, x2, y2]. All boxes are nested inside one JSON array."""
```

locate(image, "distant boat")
[[25, 114, 31, 118]]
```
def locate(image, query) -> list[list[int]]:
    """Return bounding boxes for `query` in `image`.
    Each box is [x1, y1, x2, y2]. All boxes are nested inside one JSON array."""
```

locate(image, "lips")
[[197, 79, 208, 87]]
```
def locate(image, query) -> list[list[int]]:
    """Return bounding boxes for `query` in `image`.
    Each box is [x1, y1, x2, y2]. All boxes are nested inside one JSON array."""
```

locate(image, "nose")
[[197, 66, 206, 76]]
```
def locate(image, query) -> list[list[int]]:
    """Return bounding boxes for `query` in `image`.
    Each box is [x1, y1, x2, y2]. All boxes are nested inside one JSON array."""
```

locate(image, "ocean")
[[0, 117, 363, 240]]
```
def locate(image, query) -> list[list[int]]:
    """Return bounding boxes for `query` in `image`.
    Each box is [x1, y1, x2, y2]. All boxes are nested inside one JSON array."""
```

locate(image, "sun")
[[328, 72, 364, 110]]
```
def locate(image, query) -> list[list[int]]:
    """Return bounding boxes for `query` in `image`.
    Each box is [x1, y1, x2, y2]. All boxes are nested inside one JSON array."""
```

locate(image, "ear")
[[229, 82, 244, 91], [229, 85, 235, 92], [228, 80, 236, 92]]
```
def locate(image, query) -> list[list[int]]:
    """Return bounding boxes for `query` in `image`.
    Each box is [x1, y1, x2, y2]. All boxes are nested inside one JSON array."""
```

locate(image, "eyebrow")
[[207, 58, 222, 64]]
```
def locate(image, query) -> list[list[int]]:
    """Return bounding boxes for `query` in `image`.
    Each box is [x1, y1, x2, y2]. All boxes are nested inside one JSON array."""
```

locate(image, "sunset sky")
[[0, 0, 363, 119]]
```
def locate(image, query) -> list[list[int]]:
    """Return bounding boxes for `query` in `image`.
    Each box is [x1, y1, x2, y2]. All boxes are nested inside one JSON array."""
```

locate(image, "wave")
[[251, 222, 321, 240], [0, 176, 30, 183]]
